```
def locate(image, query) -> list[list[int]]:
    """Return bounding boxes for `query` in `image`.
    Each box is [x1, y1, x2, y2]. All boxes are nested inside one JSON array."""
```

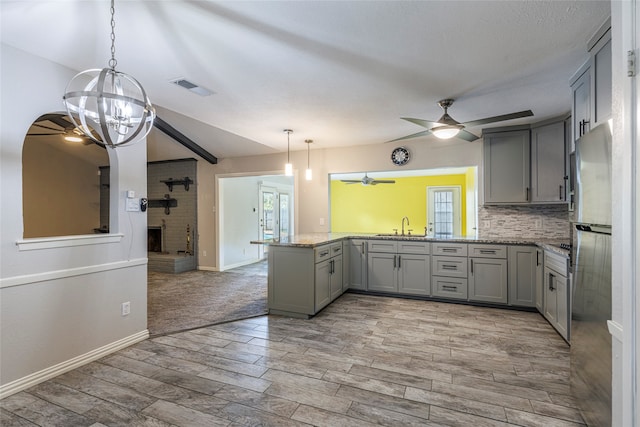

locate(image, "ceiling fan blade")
[[372, 179, 396, 184], [401, 117, 439, 129], [386, 129, 432, 143], [340, 180, 362, 184], [33, 123, 65, 133], [456, 129, 480, 142], [461, 110, 534, 128]]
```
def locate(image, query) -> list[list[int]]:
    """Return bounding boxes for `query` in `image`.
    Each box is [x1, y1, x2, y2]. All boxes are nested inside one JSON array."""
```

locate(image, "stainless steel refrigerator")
[[570, 121, 612, 426]]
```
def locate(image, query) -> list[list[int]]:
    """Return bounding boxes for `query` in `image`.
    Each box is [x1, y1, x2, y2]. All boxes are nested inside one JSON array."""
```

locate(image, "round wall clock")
[[391, 146, 410, 166]]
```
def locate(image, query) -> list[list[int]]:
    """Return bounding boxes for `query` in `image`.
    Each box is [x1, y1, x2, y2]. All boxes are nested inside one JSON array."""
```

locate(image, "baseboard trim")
[[0, 330, 149, 399]]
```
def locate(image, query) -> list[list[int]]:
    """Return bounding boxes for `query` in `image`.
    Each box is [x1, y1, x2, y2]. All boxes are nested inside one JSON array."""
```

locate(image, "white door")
[[427, 186, 461, 238], [258, 186, 292, 257]]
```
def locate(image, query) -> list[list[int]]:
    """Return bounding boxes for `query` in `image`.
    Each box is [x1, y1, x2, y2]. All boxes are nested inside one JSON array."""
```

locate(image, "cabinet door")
[[469, 258, 508, 304], [367, 252, 397, 292], [348, 240, 367, 290], [531, 121, 566, 203], [330, 257, 344, 301], [507, 246, 536, 307], [483, 130, 531, 203], [535, 249, 544, 313], [555, 273, 569, 341], [591, 31, 612, 127], [315, 261, 331, 311], [543, 266, 558, 325], [571, 66, 591, 147], [398, 254, 430, 295]]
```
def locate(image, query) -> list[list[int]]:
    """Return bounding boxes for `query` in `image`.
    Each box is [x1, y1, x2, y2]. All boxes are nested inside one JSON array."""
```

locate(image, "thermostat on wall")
[[126, 190, 136, 198]]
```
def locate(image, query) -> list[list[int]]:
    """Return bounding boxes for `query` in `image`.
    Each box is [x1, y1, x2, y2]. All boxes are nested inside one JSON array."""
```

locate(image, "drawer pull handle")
[[442, 265, 457, 270], [442, 285, 458, 291], [333, 247, 341, 253], [549, 272, 555, 291], [319, 251, 329, 257], [479, 250, 496, 254], [442, 248, 457, 253]]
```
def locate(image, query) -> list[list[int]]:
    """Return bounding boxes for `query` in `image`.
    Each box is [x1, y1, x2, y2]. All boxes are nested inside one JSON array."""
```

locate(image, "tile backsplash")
[[478, 204, 569, 239]]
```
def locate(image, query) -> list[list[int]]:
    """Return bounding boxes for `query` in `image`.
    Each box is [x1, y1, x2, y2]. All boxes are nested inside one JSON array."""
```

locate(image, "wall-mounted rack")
[[161, 177, 193, 192], [149, 195, 178, 215]]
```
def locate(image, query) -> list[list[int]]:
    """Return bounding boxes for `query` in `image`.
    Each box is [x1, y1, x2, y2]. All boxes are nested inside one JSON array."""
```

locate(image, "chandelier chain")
[[109, 0, 117, 69]]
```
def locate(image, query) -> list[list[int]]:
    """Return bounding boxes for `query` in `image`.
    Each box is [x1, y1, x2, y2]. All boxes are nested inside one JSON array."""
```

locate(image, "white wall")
[[0, 45, 149, 396]]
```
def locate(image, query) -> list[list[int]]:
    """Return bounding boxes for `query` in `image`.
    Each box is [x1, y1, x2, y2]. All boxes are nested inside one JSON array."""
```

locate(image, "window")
[[427, 186, 462, 238]]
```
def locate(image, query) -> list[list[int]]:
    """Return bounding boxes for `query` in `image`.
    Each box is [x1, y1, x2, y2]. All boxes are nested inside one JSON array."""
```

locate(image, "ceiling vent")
[[170, 78, 214, 97]]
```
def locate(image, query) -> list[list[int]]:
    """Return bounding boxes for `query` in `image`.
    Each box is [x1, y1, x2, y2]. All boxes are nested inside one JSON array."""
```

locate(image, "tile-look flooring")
[[1, 293, 584, 426]]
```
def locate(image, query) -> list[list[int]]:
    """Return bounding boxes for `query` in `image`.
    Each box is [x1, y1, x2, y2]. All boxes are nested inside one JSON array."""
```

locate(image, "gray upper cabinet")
[[570, 19, 611, 149], [570, 64, 591, 149], [530, 119, 567, 203], [483, 129, 530, 204], [590, 24, 612, 128]]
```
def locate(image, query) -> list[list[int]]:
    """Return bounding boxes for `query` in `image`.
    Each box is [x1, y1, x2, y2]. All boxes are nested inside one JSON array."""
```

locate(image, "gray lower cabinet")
[[535, 248, 544, 313], [468, 244, 507, 304], [431, 242, 468, 300], [267, 242, 342, 318], [347, 239, 367, 290], [367, 240, 430, 295], [543, 250, 569, 341], [507, 245, 537, 307]]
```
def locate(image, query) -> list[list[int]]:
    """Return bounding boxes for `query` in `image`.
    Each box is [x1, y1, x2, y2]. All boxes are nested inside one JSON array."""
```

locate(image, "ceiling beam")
[[153, 116, 218, 164]]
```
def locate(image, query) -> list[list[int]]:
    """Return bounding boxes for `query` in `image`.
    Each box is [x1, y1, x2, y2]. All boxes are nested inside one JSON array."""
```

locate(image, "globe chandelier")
[[62, 0, 155, 148]]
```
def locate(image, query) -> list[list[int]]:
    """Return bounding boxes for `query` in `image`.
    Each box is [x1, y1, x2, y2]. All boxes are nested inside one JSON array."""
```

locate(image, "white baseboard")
[[218, 258, 263, 272], [0, 330, 149, 399]]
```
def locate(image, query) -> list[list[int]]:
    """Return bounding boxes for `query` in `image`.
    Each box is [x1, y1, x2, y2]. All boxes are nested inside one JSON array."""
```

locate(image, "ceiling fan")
[[388, 99, 533, 143], [27, 114, 102, 145], [341, 173, 395, 186]]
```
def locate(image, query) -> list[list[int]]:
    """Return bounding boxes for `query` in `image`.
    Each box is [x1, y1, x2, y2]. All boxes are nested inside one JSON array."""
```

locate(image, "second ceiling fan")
[[388, 99, 533, 143]]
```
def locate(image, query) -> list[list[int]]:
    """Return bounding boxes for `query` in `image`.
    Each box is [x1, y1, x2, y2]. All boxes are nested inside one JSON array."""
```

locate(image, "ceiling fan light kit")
[[389, 98, 533, 143], [62, 0, 155, 148]]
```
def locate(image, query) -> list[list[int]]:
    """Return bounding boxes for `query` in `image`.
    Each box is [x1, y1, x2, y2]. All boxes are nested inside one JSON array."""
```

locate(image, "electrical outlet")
[[319, 218, 325, 226], [534, 219, 543, 229], [203, 250, 207, 257], [121, 301, 130, 316]]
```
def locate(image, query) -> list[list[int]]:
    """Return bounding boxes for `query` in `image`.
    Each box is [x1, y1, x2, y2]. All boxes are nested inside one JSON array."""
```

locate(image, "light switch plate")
[[126, 198, 140, 212]]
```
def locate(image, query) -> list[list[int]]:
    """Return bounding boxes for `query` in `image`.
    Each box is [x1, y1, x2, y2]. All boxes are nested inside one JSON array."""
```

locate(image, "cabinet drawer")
[[368, 240, 398, 253], [398, 241, 430, 255], [330, 242, 343, 257], [432, 256, 468, 278], [315, 245, 332, 263], [544, 251, 568, 276], [432, 242, 467, 256], [468, 244, 506, 259], [432, 277, 468, 300]]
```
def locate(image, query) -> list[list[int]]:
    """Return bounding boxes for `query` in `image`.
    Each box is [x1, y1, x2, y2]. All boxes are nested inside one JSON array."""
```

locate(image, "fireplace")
[[148, 227, 162, 252]]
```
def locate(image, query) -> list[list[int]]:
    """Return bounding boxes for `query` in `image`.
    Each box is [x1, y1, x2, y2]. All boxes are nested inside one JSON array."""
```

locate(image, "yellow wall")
[[331, 173, 471, 234]]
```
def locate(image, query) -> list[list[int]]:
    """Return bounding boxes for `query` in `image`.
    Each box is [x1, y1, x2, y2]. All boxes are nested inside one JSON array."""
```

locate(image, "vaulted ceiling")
[[1, 1, 610, 159]]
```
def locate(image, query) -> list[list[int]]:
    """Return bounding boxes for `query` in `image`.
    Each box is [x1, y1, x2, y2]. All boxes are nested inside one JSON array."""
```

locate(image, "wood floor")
[[1, 293, 584, 426]]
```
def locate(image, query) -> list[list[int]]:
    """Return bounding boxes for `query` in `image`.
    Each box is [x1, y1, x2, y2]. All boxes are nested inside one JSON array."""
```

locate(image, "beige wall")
[[22, 139, 105, 238]]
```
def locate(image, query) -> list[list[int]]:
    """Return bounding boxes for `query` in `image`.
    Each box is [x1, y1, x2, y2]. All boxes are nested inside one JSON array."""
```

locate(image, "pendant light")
[[62, 0, 155, 148], [304, 139, 313, 180], [284, 129, 293, 176]]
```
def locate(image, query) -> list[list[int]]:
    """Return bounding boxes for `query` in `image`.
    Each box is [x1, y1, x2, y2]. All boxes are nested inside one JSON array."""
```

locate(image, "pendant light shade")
[[63, 0, 155, 148], [305, 139, 313, 180], [284, 129, 293, 176]]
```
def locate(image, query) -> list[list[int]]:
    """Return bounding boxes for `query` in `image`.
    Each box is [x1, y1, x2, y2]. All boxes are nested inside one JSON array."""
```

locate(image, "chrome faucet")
[[401, 216, 410, 235]]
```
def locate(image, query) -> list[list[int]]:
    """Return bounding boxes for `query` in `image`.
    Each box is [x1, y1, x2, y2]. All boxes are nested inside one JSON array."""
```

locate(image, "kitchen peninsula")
[[253, 233, 571, 340]]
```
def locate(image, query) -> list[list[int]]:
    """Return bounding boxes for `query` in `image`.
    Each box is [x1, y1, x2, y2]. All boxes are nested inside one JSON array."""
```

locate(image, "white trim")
[[608, 320, 624, 342], [218, 258, 262, 272], [197, 266, 220, 272], [0, 258, 147, 289], [16, 233, 124, 251], [0, 330, 149, 399]]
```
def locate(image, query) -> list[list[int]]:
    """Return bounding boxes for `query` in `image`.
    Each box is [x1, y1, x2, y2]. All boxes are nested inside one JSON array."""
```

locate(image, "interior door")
[[427, 186, 461, 238]]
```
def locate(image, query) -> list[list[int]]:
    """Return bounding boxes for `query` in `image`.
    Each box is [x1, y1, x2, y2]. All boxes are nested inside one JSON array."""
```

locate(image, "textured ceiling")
[[1, 1, 610, 159]]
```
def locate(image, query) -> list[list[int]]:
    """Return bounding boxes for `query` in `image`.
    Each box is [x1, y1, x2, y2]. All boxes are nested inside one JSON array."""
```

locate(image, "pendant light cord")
[[109, 0, 117, 70]]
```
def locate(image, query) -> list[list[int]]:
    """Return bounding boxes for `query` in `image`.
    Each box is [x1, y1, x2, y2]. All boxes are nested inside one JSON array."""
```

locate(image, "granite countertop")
[[250, 233, 570, 257]]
